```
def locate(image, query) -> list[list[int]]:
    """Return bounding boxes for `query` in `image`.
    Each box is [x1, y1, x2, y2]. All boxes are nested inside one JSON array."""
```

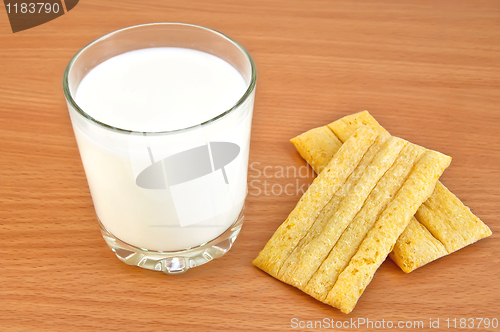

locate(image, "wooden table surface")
[[1, 1, 499, 331]]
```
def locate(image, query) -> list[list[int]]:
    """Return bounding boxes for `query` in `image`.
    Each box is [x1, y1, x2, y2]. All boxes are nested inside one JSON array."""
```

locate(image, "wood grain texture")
[[0, 1, 499, 331]]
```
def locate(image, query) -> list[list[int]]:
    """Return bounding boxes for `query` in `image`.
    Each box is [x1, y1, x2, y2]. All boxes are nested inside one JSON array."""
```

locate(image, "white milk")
[[71, 48, 253, 251]]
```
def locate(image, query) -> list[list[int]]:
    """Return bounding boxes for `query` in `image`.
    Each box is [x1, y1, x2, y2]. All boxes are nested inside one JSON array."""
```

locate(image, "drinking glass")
[[63, 23, 256, 274]]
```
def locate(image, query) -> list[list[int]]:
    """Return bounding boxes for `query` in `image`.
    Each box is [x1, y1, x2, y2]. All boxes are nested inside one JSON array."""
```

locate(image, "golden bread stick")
[[290, 126, 342, 174], [389, 217, 448, 273]]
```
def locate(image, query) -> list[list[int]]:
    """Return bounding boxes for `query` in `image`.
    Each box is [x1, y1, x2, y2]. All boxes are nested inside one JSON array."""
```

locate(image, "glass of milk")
[[62, 23, 256, 274]]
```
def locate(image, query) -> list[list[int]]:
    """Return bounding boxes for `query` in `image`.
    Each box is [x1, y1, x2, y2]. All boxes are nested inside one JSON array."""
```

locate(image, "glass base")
[[98, 205, 245, 274]]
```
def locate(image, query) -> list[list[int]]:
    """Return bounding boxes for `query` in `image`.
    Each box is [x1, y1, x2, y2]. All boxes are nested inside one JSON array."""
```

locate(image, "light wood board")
[[1, 1, 499, 331]]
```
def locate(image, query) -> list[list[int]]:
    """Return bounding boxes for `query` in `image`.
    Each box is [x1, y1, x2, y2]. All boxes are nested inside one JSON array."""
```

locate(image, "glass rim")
[[62, 22, 257, 135]]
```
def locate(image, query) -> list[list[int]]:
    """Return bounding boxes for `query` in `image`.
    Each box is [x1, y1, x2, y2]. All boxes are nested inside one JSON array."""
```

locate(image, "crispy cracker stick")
[[291, 111, 491, 272], [252, 127, 378, 277], [325, 151, 452, 313], [414, 203, 465, 252], [415, 182, 492, 252], [278, 133, 391, 282], [389, 217, 448, 273], [291, 126, 342, 174], [304, 144, 425, 301], [279, 136, 407, 289], [328, 110, 389, 143], [289, 111, 386, 175]]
